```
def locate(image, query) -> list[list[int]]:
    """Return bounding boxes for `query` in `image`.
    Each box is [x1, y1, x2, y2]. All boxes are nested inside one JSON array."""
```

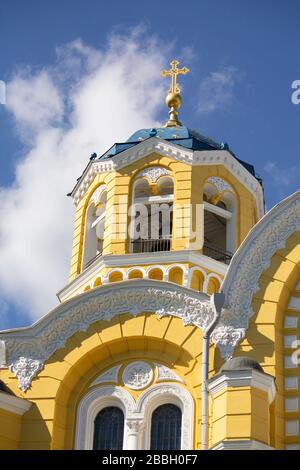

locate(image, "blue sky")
[[0, 0, 300, 328]]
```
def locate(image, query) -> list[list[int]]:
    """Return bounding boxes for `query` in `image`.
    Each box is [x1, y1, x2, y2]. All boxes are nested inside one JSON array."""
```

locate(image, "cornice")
[[211, 440, 274, 450], [212, 190, 300, 359], [57, 250, 228, 302], [208, 369, 276, 403], [0, 280, 212, 392], [0, 391, 31, 415], [71, 137, 264, 218]]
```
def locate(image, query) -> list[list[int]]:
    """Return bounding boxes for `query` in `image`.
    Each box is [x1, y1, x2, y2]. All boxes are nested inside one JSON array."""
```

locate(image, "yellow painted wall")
[[69, 154, 258, 283]]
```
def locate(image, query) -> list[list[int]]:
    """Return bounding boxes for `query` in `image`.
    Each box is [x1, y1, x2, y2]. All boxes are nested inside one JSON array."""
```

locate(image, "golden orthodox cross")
[[161, 59, 190, 94]]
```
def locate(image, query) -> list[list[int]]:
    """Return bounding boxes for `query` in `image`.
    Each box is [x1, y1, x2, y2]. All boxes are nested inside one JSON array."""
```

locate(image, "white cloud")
[[264, 161, 300, 186], [197, 66, 240, 114], [0, 30, 167, 322]]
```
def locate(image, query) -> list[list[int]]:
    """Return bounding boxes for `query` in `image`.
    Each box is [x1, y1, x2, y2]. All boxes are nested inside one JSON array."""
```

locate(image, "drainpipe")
[[201, 292, 225, 450]]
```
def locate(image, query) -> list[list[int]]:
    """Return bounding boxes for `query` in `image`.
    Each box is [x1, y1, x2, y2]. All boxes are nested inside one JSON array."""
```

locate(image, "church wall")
[[0, 312, 223, 449], [232, 231, 300, 450]]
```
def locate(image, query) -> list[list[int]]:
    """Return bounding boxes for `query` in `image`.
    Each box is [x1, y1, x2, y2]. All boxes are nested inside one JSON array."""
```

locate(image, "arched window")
[[130, 168, 173, 254], [150, 404, 182, 450], [203, 178, 236, 265], [93, 406, 124, 450], [82, 187, 107, 269]]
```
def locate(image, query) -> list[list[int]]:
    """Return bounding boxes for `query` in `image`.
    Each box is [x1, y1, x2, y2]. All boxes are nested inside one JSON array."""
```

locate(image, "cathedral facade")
[[0, 61, 299, 450]]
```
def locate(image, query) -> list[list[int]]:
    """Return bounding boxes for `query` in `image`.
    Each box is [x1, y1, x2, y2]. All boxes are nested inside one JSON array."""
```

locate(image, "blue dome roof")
[[95, 126, 257, 178]]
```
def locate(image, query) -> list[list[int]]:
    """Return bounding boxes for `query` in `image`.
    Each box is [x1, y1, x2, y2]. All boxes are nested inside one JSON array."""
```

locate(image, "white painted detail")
[[285, 355, 297, 369], [285, 377, 298, 390], [288, 297, 300, 310], [284, 316, 298, 329], [208, 369, 276, 404], [284, 335, 298, 348], [0, 391, 31, 415], [75, 383, 193, 450], [155, 364, 184, 383], [89, 365, 121, 387], [285, 398, 299, 412], [122, 362, 153, 390], [285, 420, 299, 436]]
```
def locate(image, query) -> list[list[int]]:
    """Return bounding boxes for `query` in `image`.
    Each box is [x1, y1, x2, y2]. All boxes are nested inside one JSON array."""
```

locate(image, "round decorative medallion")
[[122, 361, 153, 390]]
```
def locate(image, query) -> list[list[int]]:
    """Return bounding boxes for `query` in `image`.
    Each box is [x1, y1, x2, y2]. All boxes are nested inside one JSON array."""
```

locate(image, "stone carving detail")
[[126, 419, 143, 433], [139, 166, 170, 183], [123, 362, 153, 390], [9, 357, 44, 392], [0, 282, 213, 392], [212, 195, 300, 359], [207, 177, 234, 194], [89, 365, 121, 387], [90, 184, 106, 205], [155, 363, 184, 383]]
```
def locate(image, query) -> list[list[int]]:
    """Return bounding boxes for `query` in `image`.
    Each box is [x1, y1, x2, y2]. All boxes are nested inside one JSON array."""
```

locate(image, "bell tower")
[[57, 60, 264, 303]]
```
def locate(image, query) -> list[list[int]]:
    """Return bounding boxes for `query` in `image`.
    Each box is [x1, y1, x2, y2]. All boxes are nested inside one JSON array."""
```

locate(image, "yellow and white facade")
[[0, 61, 299, 451]]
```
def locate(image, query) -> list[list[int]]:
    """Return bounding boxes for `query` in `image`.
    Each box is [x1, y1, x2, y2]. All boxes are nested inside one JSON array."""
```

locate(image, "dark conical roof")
[[220, 356, 264, 373]]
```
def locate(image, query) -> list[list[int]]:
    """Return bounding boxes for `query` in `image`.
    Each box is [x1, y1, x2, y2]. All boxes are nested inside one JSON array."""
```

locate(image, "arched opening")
[[84, 285, 91, 292], [203, 179, 236, 264], [168, 267, 183, 286], [93, 406, 124, 450], [108, 271, 123, 283], [148, 268, 164, 281], [128, 269, 144, 280], [190, 270, 204, 292], [150, 404, 182, 450], [207, 277, 220, 295], [130, 169, 173, 254], [82, 187, 107, 270]]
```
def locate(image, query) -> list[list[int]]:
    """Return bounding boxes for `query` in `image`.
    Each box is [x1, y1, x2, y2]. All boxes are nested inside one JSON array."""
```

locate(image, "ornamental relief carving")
[[212, 195, 300, 359], [0, 282, 212, 391]]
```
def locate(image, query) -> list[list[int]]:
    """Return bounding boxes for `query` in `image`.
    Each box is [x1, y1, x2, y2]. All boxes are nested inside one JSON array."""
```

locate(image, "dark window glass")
[[93, 406, 124, 450], [150, 404, 182, 450]]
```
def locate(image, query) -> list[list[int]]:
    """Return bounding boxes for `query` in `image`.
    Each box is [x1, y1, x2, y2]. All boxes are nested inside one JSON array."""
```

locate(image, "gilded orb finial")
[[161, 59, 190, 128]]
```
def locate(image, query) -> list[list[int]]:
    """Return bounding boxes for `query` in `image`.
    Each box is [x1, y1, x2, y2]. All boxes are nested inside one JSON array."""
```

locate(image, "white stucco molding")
[[135, 383, 194, 450], [75, 382, 193, 450], [0, 391, 32, 415], [71, 137, 264, 218], [212, 190, 300, 359], [57, 250, 227, 302], [211, 440, 274, 450], [0, 280, 213, 392], [208, 369, 276, 404], [75, 385, 136, 450]]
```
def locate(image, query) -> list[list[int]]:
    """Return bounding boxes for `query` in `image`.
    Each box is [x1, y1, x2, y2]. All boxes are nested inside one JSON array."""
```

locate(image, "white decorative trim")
[[208, 369, 276, 404], [57, 250, 227, 302], [75, 385, 135, 450], [211, 440, 274, 450], [9, 357, 44, 392], [206, 177, 234, 194], [1, 280, 213, 391], [71, 137, 264, 219], [75, 382, 193, 450], [155, 364, 184, 384], [89, 184, 106, 205], [89, 365, 121, 387], [122, 362, 153, 390], [0, 340, 6, 367], [138, 167, 170, 183], [0, 391, 31, 415], [213, 190, 300, 358], [135, 383, 194, 450]]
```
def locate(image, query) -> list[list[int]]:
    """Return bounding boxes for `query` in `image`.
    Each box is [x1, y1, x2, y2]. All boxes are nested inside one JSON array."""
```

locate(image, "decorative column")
[[208, 357, 276, 450], [125, 419, 144, 450]]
